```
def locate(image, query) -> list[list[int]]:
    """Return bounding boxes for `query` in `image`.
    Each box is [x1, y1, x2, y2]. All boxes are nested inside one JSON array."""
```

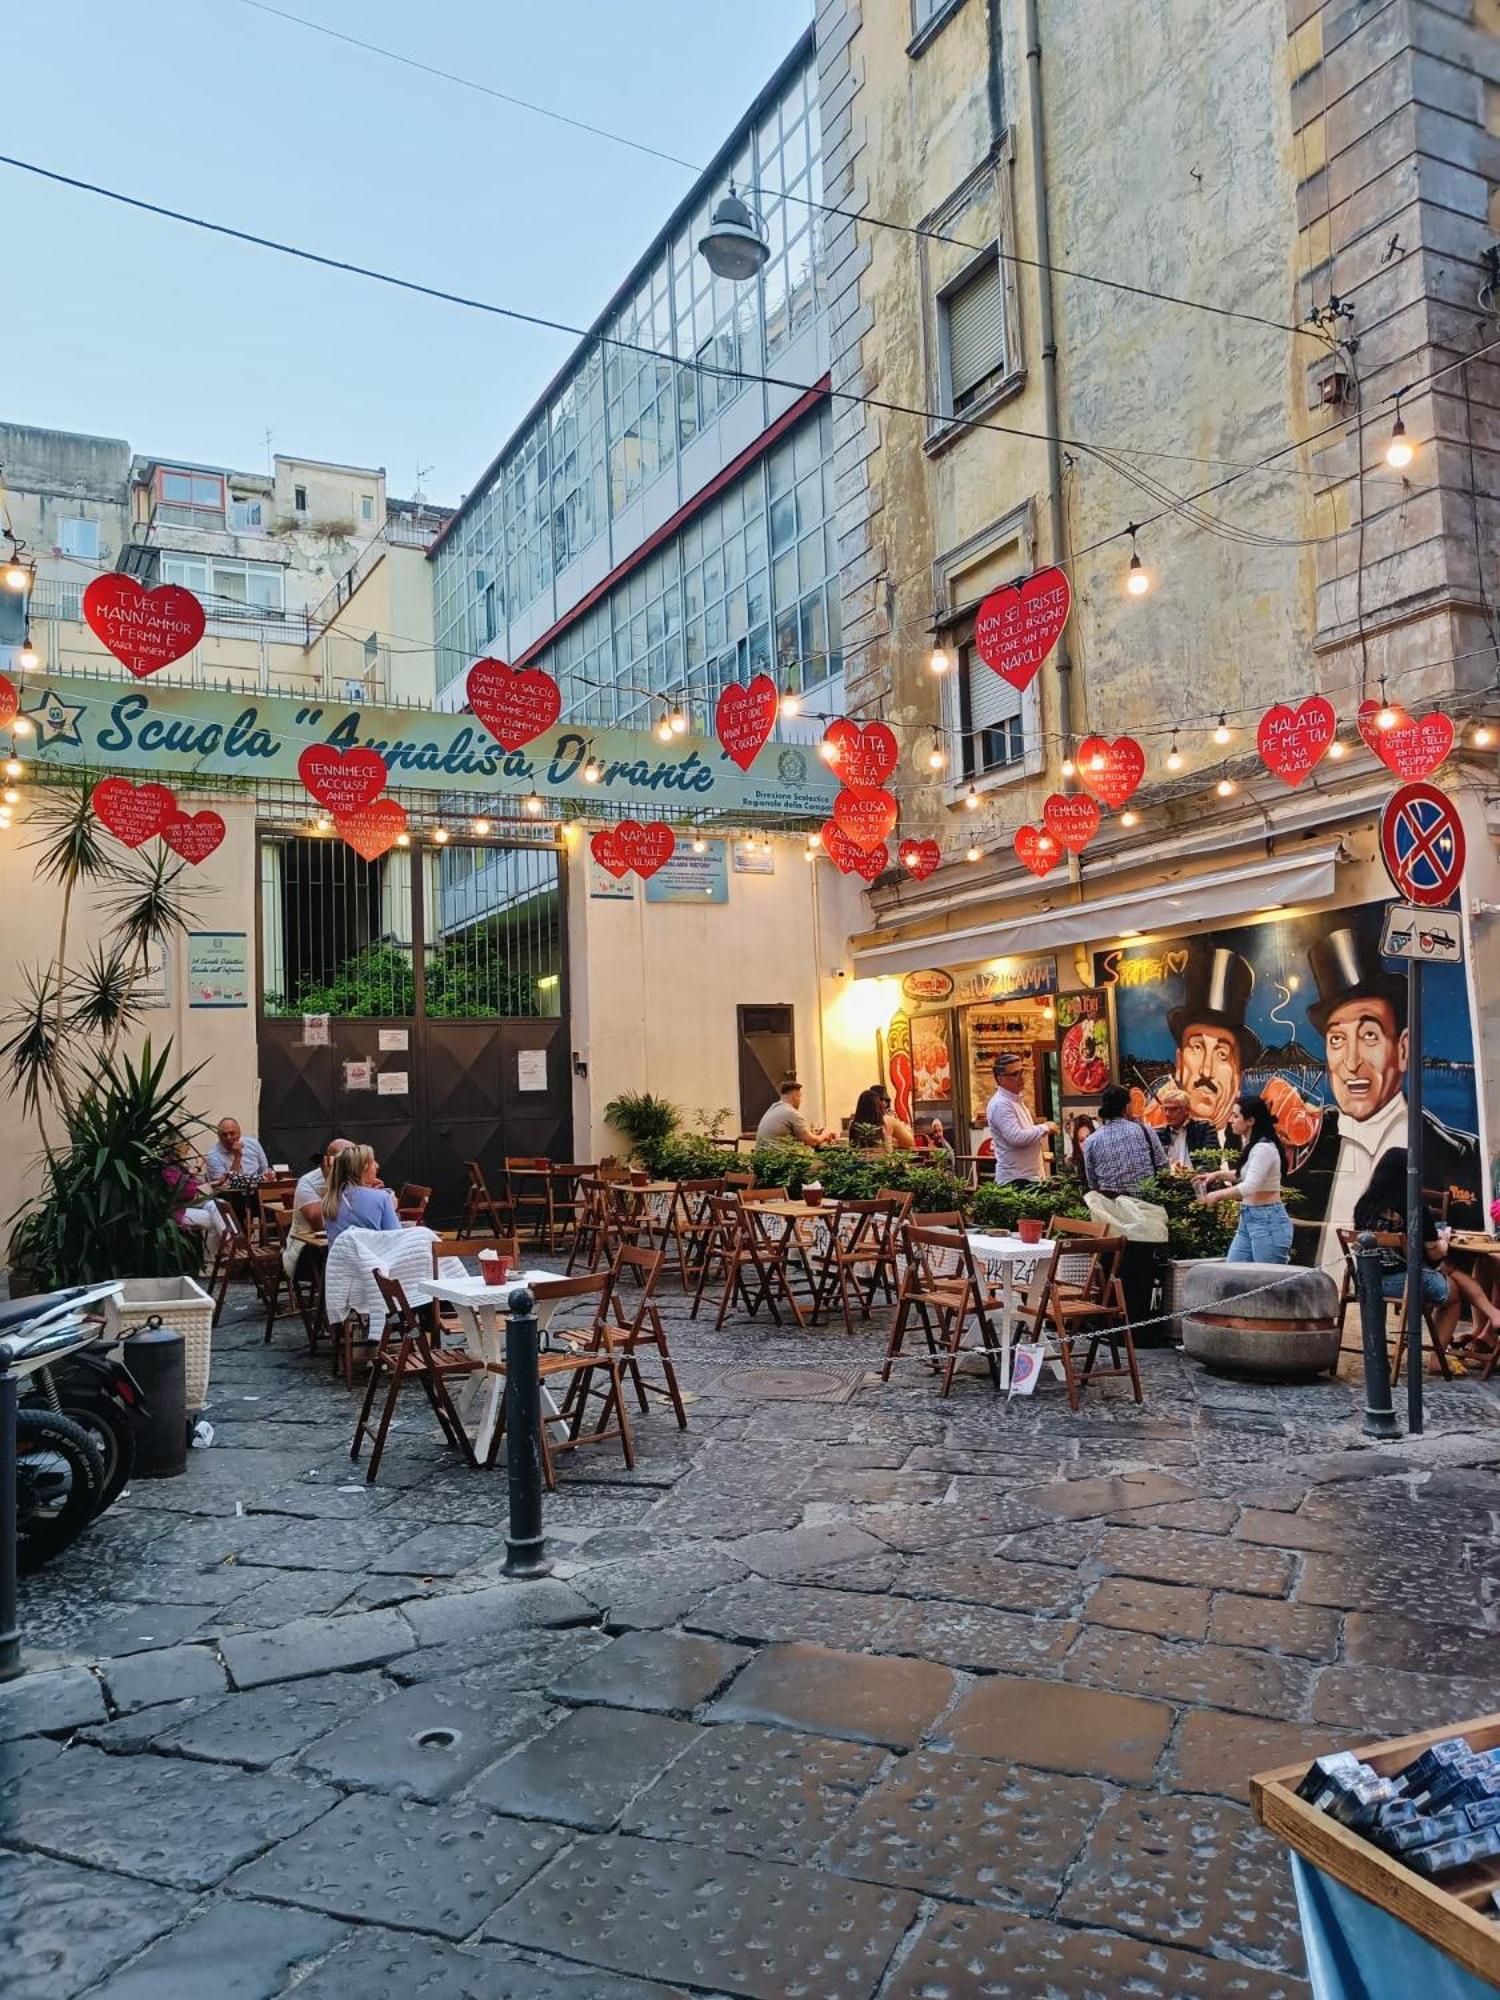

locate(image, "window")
[[155, 468, 225, 528], [229, 497, 265, 532], [160, 554, 285, 615], [360, 494, 374, 522], [58, 517, 100, 559], [941, 254, 1006, 415], [912, 0, 963, 34], [294, 485, 308, 512], [955, 635, 1023, 778]]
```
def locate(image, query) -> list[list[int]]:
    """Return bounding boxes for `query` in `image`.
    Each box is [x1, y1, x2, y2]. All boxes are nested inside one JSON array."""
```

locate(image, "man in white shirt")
[[985, 1053, 1056, 1184], [285, 1137, 352, 1275]]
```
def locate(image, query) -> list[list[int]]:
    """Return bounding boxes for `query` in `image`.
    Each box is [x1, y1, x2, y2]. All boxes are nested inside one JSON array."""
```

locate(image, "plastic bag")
[[1085, 1191, 1169, 1243]]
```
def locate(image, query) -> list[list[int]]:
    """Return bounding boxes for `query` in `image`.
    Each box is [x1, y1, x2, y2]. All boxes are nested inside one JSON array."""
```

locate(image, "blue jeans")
[[1227, 1200, 1293, 1264], [1381, 1267, 1449, 1308]]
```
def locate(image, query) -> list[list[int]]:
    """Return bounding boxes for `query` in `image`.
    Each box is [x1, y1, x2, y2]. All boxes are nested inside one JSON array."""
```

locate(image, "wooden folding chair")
[[880, 1225, 996, 1394], [265, 1204, 323, 1349], [666, 1177, 726, 1287], [605, 1181, 652, 1258], [350, 1270, 482, 1483], [740, 1200, 809, 1327], [212, 1206, 290, 1343], [812, 1195, 908, 1334], [567, 1177, 613, 1273], [484, 1272, 634, 1485], [549, 1164, 596, 1257], [461, 1160, 513, 1237], [506, 1157, 554, 1243], [1014, 1235, 1142, 1410], [396, 1182, 432, 1225], [571, 1244, 687, 1430], [689, 1194, 743, 1319], [1375, 1232, 1452, 1384]]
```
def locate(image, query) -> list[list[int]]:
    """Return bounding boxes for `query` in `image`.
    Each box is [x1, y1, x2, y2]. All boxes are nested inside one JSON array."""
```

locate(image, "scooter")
[[0, 1285, 125, 1573]]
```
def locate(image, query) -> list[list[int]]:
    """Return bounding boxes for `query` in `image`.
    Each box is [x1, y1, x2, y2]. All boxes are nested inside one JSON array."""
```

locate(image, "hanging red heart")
[[1075, 735, 1145, 810], [822, 719, 899, 792], [0, 674, 17, 732], [91, 777, 178, 848], [82, 575, 205, 680], [715, 674, 779, 771], [297, 744, 389, 814], [614, 820, 676, 879], [590, 828, 629, 880], [1356, 700, 1455, 781], [846, 841, 889, 883], [161, 810, 226, 865], [832, 787, 899, 853], [1257, 697, 1337, 786], [466, 658, 562, 752], [974, 567, 1072, 693], [1014, 825, 1061, 878], [821, 819, 883, 878], [1042, 792, 1100, 853], [334, 799, 407, 862], [898, 838, 941, 882]]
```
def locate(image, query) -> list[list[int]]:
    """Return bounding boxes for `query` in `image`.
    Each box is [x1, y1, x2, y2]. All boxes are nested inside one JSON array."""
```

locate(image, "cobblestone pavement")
[[6, 1270, 1500, 1997]]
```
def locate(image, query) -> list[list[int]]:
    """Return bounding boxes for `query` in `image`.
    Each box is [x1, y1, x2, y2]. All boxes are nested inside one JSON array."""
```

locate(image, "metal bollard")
[[1356, 1231, 1400, 1440], [501, 1287, 552, 1580], [0, 1368, 18, 1680]]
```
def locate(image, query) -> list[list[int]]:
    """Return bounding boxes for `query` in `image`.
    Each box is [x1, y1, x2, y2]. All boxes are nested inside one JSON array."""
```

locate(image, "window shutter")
[[965, 648, 1021, 732], [947, 260, 1004, 405]]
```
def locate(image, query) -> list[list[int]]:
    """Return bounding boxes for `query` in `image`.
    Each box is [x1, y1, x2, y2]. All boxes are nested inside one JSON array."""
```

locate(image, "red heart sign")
[[590, 828, 630, 880], [832, 787, 899, 853], [298, 744, 389, 814], [898, 838, 941, 881], [820, 819, 885, 879], [1357, 701, 1455, 781], [974, 567, 1072, 693], [823, 719, 899, 793], [614, 820, 676, 879], [1042, 792, 1100, 853], [467, 658, 562, 752], [715, 674, 779, 771], [1257, 697, 1336, 786], [83, 575, 205, 680], [1076, 736, 1145, 810], [91, 778, 178, 848], [1014, 825, 1061, 878], [334, 799, 407, 862], [161, 810, 226, 866], [0, 674, 16, 732]]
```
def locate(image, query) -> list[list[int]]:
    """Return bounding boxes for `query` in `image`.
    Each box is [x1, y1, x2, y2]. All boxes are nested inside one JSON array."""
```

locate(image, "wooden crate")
[[1251, 1711, 1500, 1987]]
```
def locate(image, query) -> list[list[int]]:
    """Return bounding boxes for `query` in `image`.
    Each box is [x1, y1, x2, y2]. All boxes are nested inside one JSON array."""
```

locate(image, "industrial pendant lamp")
[[699, 185, 769, 281]]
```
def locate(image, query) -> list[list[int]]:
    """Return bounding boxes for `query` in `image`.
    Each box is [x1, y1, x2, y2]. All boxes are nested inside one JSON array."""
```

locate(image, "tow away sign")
[[1380, 904, 1463, 964]]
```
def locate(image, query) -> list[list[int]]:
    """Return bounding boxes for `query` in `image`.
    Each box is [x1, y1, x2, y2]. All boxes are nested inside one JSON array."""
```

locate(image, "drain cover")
[[717, 1366, 860, 1403], [414, 1727, 460, 1751]]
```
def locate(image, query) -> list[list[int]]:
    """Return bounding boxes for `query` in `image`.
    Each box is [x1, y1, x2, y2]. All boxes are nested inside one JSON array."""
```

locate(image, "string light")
[[1088, 745, 1107, 774], [669, 705, 688, 735], [1326, 738, 1347, 761], [431, 826, 450, 844], [1125, 526, 1151, 597], [11, 718, 31, 737], [1385, 399, 1414, 470], [926, 736, 946, 772], [523, 791, 543, 814], [582, 754, 602, 783], [2, 549, 31, 593], [1037, 832, 1055, 855], [760, 836, 772, 854], [779, 691, 801, 717], [655, 712, 674, 743], [1060, 755, 1076, 779], [16, 628, 39, 672], [1375, 680, 1398, 731], [1473, 723, 1495, 749], [965, 784, 979, 811], [395, 830, 411, 848], [1120, 808, 1139, 827], [313, 813, 331, 834], [4, 758, 24, 780], [966, 841, 982, 863], [2, 788, 19, 807], [472, 817, 491, 835], [807, 829, 822, 847], [1213, 713, 1231, 746], [1215, 776, 1236, 798], [818, 736, 839, 764], [1166, 732, 1183, 771], [928, 645, 950, 675]]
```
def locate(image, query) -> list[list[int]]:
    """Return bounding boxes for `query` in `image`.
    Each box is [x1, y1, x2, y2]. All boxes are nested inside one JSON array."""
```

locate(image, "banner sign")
[[902, 958, 1057, 1011], [18, 673, 841, 815]]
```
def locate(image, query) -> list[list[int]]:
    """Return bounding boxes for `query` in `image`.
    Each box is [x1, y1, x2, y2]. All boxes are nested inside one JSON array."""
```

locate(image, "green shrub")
[[602, 1091, 680, 1171], [969, 1175, 1090, 1232], [654, 1134, 732, 1181], [748, 1141, 819, 1194]]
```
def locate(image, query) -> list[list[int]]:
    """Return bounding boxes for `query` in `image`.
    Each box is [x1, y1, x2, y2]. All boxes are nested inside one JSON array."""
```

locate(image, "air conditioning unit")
[[340, 680, 367, 704]]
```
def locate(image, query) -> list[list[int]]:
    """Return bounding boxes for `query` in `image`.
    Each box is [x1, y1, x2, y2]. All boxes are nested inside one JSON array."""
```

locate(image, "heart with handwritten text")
[[467, 658, 562, 752], [898, 837, 941, 881], [334, 799, 407, 862], [1076, 735, 1145, 810], [298, 744, 389, 813], [91, 778, 178, 848], [83, 575, 205, 679], [614, 820, 676, 879], [974, 566, 1072, 693], [715, 674, 779, 771], [1042, 792, 1100, 853], [832, 787, 899, 853], [1014, 825, 1061, 878], [162, 810, 227, 865], [1357, 701, 1455, 782], [1256, 697, 1337, 786], [822, 719, 899, 793]]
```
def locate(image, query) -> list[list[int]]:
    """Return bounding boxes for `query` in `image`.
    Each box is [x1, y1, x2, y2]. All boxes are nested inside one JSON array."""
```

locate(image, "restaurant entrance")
[[254, 831, 571, 1222]]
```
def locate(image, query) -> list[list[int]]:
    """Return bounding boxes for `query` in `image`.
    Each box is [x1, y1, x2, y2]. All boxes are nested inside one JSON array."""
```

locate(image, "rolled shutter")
[[947, 260, 1004, 405]]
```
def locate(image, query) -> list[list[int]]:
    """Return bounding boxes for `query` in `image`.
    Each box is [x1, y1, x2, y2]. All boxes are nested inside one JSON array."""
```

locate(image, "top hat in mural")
[[1307, 925, 1407, 1035], [1166, 945, 1264, 1063]]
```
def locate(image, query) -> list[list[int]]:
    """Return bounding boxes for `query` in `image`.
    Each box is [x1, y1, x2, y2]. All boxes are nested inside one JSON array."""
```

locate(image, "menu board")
[[1055, 989, 1114, 1103]]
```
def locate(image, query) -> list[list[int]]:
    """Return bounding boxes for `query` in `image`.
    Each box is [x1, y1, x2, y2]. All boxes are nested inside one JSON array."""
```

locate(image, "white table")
[[964, 1232, 1067, 1389], [415, 1269, 580, 1463]]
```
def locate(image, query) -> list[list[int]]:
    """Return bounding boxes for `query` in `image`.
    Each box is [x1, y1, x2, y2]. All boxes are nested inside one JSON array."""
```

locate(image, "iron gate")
[[256, 831, 570, 1222]]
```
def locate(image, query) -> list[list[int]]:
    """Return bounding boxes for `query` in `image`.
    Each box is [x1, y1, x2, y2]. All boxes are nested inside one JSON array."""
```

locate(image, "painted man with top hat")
[[1164, 945, 1263, 1147]]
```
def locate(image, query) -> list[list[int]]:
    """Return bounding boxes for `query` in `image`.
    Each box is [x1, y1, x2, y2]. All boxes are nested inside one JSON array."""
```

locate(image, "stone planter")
[[1177, 1259, 1341, 1381]]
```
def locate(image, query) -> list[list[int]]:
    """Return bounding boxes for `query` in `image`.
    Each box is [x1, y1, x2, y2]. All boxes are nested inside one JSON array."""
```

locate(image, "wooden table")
[[415, 1270, 578, 1462]]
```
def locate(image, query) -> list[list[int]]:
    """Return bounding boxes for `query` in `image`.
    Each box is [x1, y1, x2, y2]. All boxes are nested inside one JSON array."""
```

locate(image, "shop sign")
[[951, 958, 1057, 1007], [19, 672, 841, 815], [901, 968, 955, 1005]]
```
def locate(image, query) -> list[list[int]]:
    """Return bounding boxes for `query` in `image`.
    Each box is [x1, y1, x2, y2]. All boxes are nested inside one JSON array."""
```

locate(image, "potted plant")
[[602, 1091, 681, 1175]]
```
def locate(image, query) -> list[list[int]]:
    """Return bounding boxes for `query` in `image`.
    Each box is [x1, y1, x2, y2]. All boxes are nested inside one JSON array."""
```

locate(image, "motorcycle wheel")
[[15, 1408, 105, 1574], [56, 1387, 137, 1515]]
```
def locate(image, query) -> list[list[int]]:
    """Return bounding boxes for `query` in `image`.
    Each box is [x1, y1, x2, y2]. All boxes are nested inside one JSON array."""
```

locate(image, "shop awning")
[[849, 844, 1344, 978]]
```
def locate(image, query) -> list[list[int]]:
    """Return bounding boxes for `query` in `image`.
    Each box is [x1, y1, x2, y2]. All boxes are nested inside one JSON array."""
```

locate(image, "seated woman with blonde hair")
[[323, 1143, 402, 1246]]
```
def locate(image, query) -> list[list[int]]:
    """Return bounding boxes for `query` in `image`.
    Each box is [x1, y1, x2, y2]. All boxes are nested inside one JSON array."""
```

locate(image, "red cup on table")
[[478, 1248, 511, 1287]]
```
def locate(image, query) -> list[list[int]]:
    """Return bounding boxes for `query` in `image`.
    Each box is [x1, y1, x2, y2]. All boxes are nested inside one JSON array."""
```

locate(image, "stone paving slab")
[[1065, 1624, 1315, 1721], [100, 1642, 229, 1712], [1296, 1545, 1499, 1627], [1094, 1526, 1296, 1597], [85, 1899, 347, 2000], [1020, 1470, 1202, 1518], [1162, 1710, 1349, 1802], [297, 1680, 554, 1802], [1342, 1608, 1499, 1677], [549, 1628, 750, 1713], [880, 1598, 1078, 1674], [0, 1849, 195, 2000], [939, 1673, 1174, 1784], [220, 1607, 416, 1688], [469, 1705, 701, 1829], [279, 1928, 690, 1999], [0, 1666, 107, 1741], [1208, 1594, 1342, 1661], [567, 1544, 750, 1630], [688, 1579, 906, 1650], [621, 1720, 885, 1863], [400, 1580, 596, 1648], [147, 1671, 390, 1768], [824, 1746, 1108, 1911], [5, 1743, 339, 1891], [883, 1903, 1306, 1999], [1086, 1575, 1211, 1640], [708, 1641, 955, 1749], [388, 1625, 610, 1690], [486, 1830, 923, 1999], [230, 1791, 566, 1939], [1310, 1662, 1500, 1737]]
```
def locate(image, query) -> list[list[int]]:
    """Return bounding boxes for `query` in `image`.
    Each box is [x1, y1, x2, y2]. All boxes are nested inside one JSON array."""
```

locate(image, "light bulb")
[[4, 758, 23, 779], [927, 744, 945, 771], [583, 758, 602, 783], [807, 829, 822, 847], [966, 842, 981, 863], [472, 817, 491, 835], [1216, 776, 1236, 798], [1060, 757, 1076, 779], [524, 792, 542, 814], [11, 717, 31, 737], [691, 837, 706, 854], [395, 831, 411, 848], [2, 560, 29, 593], [1126, 552, 1150, 597], [16, 636, 39, 672], [1037, 833, 1055, 854], [1213, 715, 1231, 746], [432, 826, 449, 844], [805, 844, 817, 860], [1385, 414, 1414, 470], [1473, 723, 1495, 749], [1376, 704, 1398, 731], [818, 736, 839, 764], [1166, 738, 1183, 772], [669, 708, 688, 735], [779, 692, 800, 717], [965, 785, 979, 811], [1089, 748, 1106, 773], [1326, 739, 1347, 761], [760, 838, 772, 854], [928, 645, 950, 675], [1120, 808, 1139, 828], [314, 814, 331, 834], [656, 717, 673, 743]]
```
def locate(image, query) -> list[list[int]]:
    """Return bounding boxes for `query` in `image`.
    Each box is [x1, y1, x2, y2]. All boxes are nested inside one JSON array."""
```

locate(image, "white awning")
[[850, 844, 1344, 978]]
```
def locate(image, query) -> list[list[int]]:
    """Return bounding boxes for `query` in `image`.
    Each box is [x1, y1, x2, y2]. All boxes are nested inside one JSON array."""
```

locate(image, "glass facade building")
[[430, 35, 837, 729]]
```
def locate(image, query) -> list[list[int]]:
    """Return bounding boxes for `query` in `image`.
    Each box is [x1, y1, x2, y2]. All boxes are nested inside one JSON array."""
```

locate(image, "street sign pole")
[[1405, 955, 1423, 1435]]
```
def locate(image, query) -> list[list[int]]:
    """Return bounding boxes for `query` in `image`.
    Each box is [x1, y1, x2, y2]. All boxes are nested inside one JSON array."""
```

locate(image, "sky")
[[6, 0, 813, 504]]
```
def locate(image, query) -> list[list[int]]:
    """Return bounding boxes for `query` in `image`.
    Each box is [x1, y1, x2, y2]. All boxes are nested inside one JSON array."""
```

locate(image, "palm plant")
[[602, 1091, 681, 1170]]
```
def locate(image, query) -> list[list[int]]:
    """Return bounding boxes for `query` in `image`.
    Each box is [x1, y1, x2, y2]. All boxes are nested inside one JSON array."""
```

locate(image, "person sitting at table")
[[204, 1116, 271, 1192], [850, 1085, 889, 1147], [756, 1077, 835, 1148], [285, 1136, 353, 1274], [1082, 1086, 1166, 1195], [916, 1117, 954, 1165], [1352, 1147, 1500, 1373], [323, 1143, 402, 1246]]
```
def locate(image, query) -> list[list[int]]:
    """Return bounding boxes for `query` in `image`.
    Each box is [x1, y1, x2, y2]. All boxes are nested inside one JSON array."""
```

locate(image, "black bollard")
[[1356, 1231, 1400, 1440], [502, 1287, 553, 1580], [0, 1368, 18, 1680]]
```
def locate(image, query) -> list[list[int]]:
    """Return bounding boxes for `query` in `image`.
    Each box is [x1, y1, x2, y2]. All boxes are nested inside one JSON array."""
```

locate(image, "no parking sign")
[[1378, 782, 1465, 908]]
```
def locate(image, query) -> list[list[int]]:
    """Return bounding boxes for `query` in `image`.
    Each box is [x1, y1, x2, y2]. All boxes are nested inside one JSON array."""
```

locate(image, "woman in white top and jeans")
[[1196, 1093, 1293, 1264]]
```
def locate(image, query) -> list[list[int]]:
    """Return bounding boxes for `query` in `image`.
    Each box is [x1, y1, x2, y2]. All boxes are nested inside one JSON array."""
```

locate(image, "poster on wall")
[[187, 932, 248, 1009], [1098, 900, 1482, 1267], [965, 1006, 1039, 1128], [1055, 991, 1112, 1102], [645, 842, 729, 904], [587, 853, 635, 900], [911, 1014, 953, 1105]]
